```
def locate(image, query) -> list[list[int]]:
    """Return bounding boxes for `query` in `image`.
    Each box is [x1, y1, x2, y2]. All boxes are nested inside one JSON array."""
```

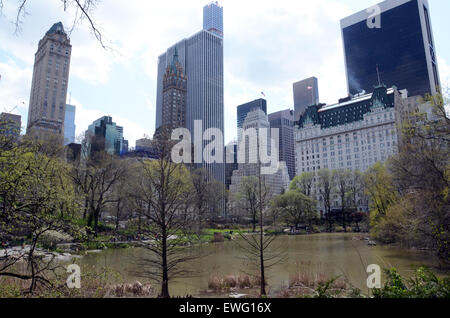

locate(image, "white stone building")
[[294, 85, 425, 213], [230, 109, 290, 199]]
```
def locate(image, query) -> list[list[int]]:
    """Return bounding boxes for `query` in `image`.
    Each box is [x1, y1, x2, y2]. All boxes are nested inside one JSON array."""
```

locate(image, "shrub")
[[211, 232, 225, 243], [335, 226, 345, 233], [223, 275, 237, 288], [373, 267, 450, 298]]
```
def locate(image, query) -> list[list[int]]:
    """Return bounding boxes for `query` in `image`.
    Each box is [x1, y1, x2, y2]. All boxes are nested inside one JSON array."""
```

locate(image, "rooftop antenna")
[[69, 92, 72, 105], [376, 64, 382, 86]]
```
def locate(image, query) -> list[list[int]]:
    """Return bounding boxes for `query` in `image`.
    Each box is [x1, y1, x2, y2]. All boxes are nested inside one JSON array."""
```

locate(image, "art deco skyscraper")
[[161, 48, 187, 130], [27, 22, 72, 139]]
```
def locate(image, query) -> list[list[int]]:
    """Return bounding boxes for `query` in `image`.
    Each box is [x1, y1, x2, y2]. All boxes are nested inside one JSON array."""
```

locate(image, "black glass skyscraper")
[[293, 77, 319, 121], [341, 0, 440, 97], [268, 110, 295, 180], [236, 99, 267, 131]]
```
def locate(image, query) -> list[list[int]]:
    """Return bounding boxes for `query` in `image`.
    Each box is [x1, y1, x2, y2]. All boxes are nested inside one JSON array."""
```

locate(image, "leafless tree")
[[236, 165, 283, 296], [71, 152, 126, 235], [318, 169, 335, 232], [333, 170, 351, 232], [0, 0, 108, 48], [130, 131, 201, 298]]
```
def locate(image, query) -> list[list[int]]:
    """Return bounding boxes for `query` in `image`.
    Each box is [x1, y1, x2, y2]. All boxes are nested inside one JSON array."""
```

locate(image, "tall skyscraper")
[[341, 0, 440, 97], [293, 77, 319, 121], [156, 4, 224, 184], [85, 116, 126, 157], [64, 104, 76, 145], [27, 22, 72, 139], [237, 98, 267, 131], [203, 1, 224, 38], [268, 109, 295, 180], [161, 48, 187, 130]]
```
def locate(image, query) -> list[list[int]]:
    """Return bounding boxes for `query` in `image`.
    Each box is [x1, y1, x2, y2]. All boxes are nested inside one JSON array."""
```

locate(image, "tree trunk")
[[258, 162, 266, 297], [83, 197, 89, 220], [160, 226, 170, 298]]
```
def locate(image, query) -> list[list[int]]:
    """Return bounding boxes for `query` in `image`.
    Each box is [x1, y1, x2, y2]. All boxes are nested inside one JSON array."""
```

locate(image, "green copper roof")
[[297, 86, 395, 129], [46, 22, 66, 36], [170, 47, 180, 72]]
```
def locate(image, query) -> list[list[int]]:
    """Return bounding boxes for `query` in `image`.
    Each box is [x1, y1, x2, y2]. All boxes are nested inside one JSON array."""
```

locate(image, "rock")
[[230, 293, 248, 299]]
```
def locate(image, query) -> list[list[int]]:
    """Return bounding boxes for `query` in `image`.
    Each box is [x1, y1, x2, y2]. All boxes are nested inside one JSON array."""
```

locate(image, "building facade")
[[293, 77, 320, 121], [85, 116, 127, 157], [231, 109, 290, 198], [64, 104, 76, 145], [294, 86, 409, 175], [27, 22, 72, 139], [203, 1, 223, 38], [237, 99, 267, 132], [156, 4, 224, 184], [268, 109, 296, 180], [341, 0, 440, 97]]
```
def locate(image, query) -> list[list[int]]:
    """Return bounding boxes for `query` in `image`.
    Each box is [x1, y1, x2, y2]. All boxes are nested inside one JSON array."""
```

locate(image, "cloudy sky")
[[0, 0, 449, 146]]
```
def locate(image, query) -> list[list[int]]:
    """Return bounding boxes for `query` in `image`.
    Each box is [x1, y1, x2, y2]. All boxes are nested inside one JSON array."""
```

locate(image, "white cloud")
[[438, 56, 450, 90], [0, 59, 32, 132]]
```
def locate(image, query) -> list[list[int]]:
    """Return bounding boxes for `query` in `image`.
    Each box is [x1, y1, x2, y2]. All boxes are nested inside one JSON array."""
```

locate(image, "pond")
[[77, 233, 443, 297]]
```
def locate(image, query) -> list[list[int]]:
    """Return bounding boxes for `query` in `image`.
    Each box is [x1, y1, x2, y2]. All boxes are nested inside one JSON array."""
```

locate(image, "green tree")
[[272, 190, 317, 231], [0, 138, 82, 294], [364, 162, 398, 223], [290, 172, 315, 197]]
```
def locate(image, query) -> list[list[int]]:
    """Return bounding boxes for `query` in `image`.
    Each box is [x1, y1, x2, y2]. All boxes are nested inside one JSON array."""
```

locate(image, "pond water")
[[77, 233, 443, 297]]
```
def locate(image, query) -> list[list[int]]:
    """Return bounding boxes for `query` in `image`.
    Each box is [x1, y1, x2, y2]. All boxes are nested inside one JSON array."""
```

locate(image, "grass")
[[208, 274, 263, 292]]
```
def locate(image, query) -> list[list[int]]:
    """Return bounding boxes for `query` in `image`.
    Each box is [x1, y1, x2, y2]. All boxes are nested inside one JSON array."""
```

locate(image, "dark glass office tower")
[[268, 110, 295, 180], [237, 98, 267, 131], [341, 0, 440, 97], [293, 77, 319, 121]]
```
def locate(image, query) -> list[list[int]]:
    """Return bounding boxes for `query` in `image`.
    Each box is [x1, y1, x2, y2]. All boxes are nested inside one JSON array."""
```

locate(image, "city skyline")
[[0, 0, 449, 147]]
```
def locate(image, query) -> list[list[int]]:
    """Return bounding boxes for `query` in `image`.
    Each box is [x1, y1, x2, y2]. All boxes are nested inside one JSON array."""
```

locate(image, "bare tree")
[[333, 170, 351, 232], [237, 168, 282, 296], [0, 0, 108, 48], [235, 176, 259, 232], [130, 132, 200, 298], [190, 168, 210, 230], [71, 152, 126, 236], [318, 169, 335, 232]]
